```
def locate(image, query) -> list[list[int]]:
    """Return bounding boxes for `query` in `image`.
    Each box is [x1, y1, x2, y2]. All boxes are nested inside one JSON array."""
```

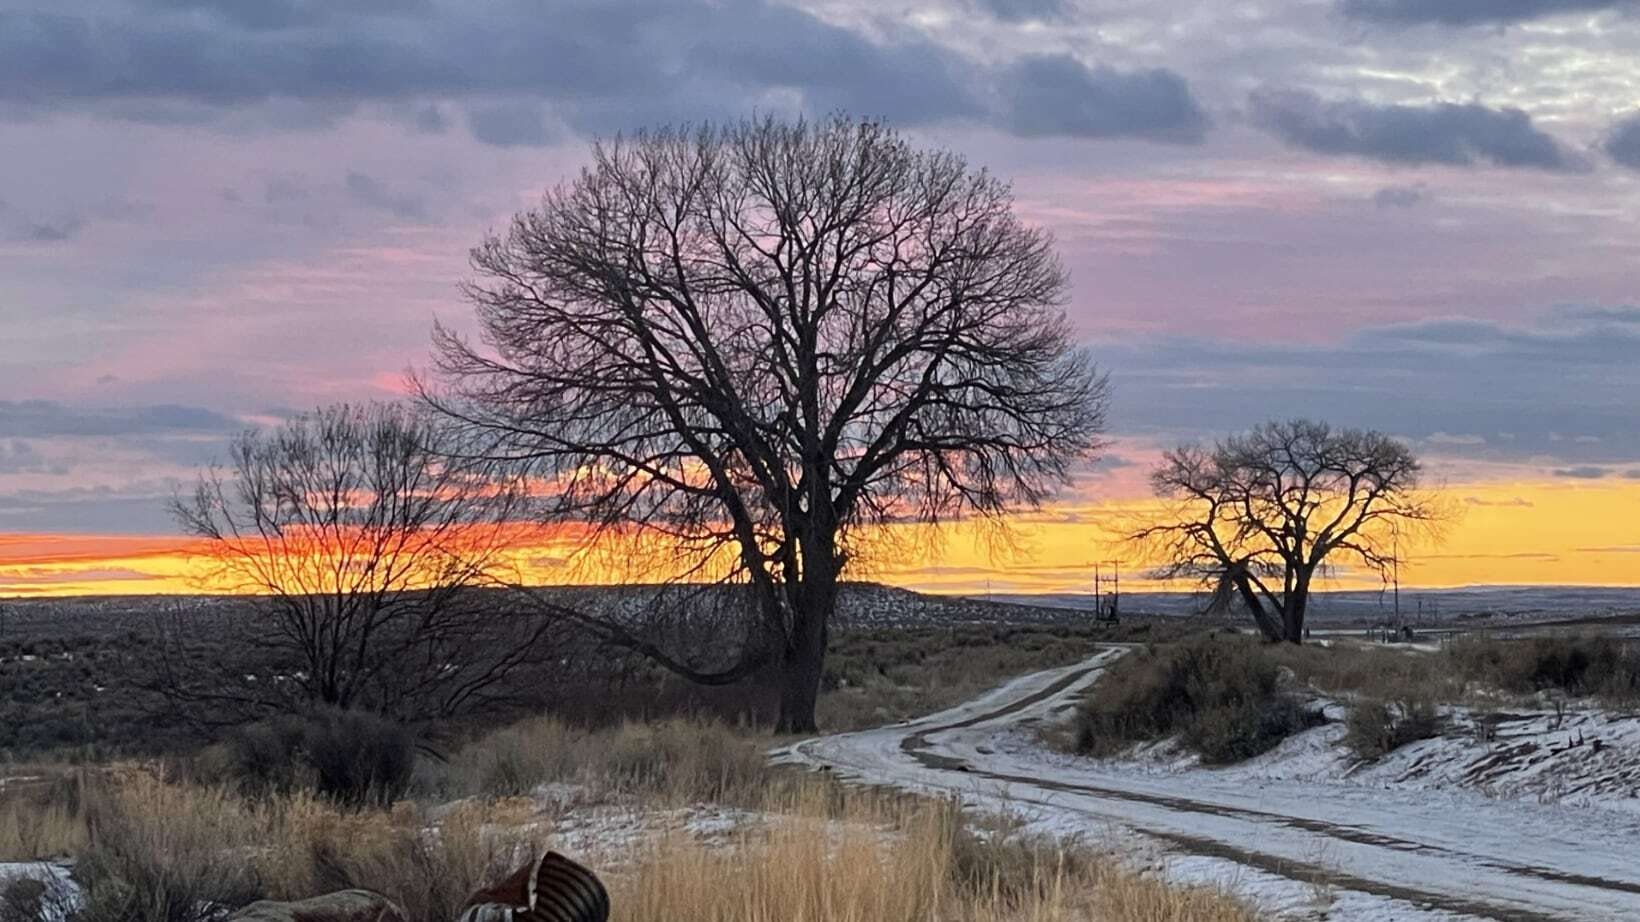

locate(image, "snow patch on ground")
[[1084, 698, 1640, 815], [778, 649, 1640, 921]]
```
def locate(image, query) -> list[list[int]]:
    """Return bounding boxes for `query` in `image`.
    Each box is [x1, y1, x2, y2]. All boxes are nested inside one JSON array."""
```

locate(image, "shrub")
[[1073, 635, 1324, 764], [213, 708, 414, 806], [300, 709, 415, 806], [1448, 635, 1640, 703], [1344, 698, 1444, 761], [74, 774, 260, 922], [422, 715, 768, 803]]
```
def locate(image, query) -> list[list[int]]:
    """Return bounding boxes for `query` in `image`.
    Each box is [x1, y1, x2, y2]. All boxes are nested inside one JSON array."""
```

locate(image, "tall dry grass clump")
[[61, 765, 1257, 922], [70, 769, 537, 922], [0, 786, 87, 860], [75, 772, 261, 922], [423, 716, 769, 804], [613, 786, 1256, 922]]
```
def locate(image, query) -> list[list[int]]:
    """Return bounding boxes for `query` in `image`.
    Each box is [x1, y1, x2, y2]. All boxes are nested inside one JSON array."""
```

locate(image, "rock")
[[227, 889, 407, 922]]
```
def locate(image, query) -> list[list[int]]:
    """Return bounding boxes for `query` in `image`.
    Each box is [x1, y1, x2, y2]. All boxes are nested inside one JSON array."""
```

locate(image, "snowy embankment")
[[1124, 699, 1640, 815], [774, 648, 1640, 922]]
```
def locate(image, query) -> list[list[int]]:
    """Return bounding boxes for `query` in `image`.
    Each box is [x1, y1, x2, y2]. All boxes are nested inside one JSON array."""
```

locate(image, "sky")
[[3, 0, 1640, 597]]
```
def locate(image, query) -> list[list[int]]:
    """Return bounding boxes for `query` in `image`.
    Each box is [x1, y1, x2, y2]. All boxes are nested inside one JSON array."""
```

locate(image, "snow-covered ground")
[[774, 649, 1640, 921]]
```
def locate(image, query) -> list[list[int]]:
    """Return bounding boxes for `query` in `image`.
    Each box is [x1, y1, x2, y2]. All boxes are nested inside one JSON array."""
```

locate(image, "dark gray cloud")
[[0, 2, 1207, 147], [465, 102, 556, 147], [1465, 496, 1535, 507], [20, 217, 83, 241], [1373, 184, 1427, 208], [262, 175, 308, 205], [0, 439, 68, 475], [1096, 304, 1640, 465], [1603, 111, 1640, 169], [1249, 89, 1583, 171], [1002, 55, 1210, 144], [0, 485, 181, 533], [1553, 465, 1610, 478], [0, 400, 239, 437], [131, 0, 431, 31], [343, 171, 425, 220], [973, 0, 1066, 23], [409, 102, 447, 134], [1340, 0, 1631, 27]]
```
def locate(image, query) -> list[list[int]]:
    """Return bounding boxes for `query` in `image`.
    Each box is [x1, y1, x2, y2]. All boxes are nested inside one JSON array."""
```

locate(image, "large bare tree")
[[166, 402, 546, 721], [428, 116, 1108, 732], [1137, 419, 1439, 643]]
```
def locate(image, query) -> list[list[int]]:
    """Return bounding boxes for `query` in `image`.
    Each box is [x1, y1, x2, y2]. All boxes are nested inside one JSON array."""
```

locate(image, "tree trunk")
[[774, 564, 836, 735], [1283, 572, 1311, 643], [1234, 574, 1284, 642]]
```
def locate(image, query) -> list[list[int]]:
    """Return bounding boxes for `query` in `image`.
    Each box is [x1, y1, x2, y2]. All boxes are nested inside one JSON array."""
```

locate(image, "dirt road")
[[774, 649, 1640, 921]]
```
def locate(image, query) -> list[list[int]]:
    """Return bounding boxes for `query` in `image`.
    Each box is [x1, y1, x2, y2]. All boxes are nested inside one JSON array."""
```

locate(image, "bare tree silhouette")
[[1136, 419, 1440, 643], [165, 402, 547, 721], [427, 116, 1108, 732]]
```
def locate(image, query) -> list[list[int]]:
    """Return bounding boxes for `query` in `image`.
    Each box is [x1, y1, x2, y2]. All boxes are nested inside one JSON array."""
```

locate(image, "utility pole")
[[1392, 525, 1401, 623]]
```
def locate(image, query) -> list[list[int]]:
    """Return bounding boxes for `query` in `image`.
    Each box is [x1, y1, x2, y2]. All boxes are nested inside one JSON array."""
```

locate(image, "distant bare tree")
[[427, 116, 1108, 732], [1136, 419, 1439, 643], [165, 402, 546, 721]]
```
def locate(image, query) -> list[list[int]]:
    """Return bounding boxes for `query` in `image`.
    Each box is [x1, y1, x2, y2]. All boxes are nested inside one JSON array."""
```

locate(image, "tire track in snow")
[[778, 648, 1640, 921]]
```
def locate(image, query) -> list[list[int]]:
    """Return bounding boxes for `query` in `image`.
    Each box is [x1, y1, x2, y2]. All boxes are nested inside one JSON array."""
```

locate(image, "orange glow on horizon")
[[3, 478, 1638, 598]]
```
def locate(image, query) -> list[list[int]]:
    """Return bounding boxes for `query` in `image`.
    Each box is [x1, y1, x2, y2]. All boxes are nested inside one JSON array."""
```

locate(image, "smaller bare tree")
[[1136, 419, 1441, 643], [164, 402, 545, 721]]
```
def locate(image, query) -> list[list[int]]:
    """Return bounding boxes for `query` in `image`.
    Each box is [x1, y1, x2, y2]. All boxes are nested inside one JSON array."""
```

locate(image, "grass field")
[[0, 587, 1259, 918]]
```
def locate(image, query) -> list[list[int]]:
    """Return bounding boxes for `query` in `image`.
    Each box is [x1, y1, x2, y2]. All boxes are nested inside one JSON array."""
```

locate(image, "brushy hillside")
[[1069, 631, 1640, 765]]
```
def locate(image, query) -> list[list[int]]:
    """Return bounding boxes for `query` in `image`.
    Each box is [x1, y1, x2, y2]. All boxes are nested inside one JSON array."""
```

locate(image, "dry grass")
[[1070, 631, 1640, 765], [56, 764, 1256, 922], [0, 794, 86, 861], [417, 715, 772, 804], [70, 770, 538, 922], [1247, 633, 1640, 708], [613, 787, 1257, 922]]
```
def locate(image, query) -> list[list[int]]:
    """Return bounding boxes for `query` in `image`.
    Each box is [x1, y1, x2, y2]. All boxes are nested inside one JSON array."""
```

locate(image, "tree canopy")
[[428, 116, 1108, 730], [1138, 419, 1439, 642]]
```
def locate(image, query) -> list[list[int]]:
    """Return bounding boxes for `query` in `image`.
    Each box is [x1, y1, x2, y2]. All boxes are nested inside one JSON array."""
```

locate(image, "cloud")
[[409, 102, 447, 134], [1552, 465, 1609, 478], [1249, 89, 1583, 171], [1603, 111, 1640, 170], [0, 440, 69, 475], [1339, 0, 1632, 27], [261, 175, 308, 205], [20, 217, 83, 241], [972, 0, 1066, 22], [1373, 184, 1427, 208], [131, 0, 432, 31], [0, 485, 183, 533], [0, 3, 1210, 147], [1097, 303, 1640, 465], [1001, 55, 1210, 144], [0, 400, 240, 438], [465, 102, 557, 147], [1464, 496, 1535, 507], [1427, 432, 1484, 445], [343, 171, 426, 221]]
